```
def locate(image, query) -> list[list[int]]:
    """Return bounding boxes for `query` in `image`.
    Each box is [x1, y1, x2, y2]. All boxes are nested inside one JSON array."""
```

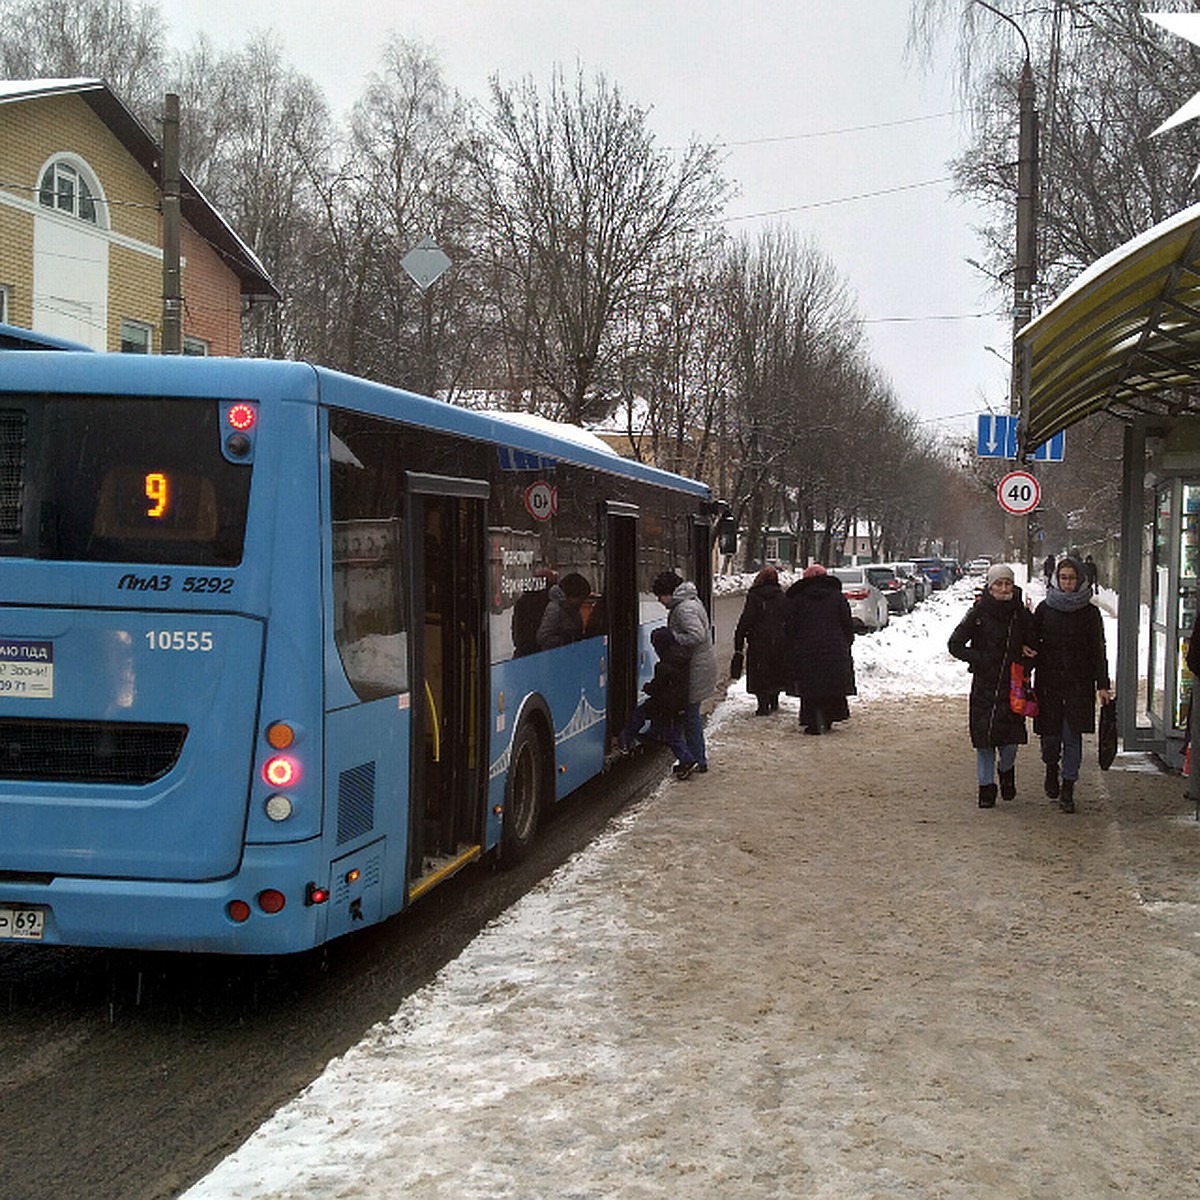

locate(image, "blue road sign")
[[1028, 429, 1066, 462], [976, 414, 1065, 462], [977, 414, 1018, 458]]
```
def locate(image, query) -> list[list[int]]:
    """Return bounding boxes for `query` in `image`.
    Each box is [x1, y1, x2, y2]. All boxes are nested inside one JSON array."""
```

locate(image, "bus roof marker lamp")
[[220, 401, 257, 464]]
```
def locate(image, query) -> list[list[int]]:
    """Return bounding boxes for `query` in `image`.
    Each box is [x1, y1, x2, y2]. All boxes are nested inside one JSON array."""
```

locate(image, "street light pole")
[[976, 1, 1038, 569]]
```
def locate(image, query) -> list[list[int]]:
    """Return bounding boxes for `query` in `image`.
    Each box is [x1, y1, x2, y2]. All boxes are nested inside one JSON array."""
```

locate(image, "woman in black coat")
[[783, 564, 856, 735], [733, 565, 790, 715], [1033, 556, 1112, 813], [948, 562, 1037, 807]]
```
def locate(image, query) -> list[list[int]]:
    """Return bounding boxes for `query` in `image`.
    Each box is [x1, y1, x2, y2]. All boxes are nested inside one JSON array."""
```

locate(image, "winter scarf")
[[1044, 556, 1094, 613]]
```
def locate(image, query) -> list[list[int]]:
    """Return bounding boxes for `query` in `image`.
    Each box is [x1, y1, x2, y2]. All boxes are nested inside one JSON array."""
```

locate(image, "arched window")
[[38, 158, 104, 225]]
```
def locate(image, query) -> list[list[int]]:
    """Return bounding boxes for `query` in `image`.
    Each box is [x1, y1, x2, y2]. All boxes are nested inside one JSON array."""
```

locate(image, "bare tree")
[[472, 65, 729, 425], [0, 0, 167, 117]]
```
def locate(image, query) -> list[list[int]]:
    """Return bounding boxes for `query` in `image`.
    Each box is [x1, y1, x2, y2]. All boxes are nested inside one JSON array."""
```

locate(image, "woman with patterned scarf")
[[1032, 556, 1113, 813]]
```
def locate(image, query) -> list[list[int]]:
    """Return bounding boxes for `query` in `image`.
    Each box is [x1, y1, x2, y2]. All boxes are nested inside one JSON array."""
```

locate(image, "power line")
[[861, 312, 996, 324], [725, 177, 954, 221], [711, 110, 962, 149]]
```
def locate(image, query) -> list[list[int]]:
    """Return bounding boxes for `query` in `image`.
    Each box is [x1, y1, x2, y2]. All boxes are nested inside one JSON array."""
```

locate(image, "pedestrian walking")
[[783, 564, 856, 735], [1032, 556, 1112, 813], [732, 565, 790, 715], [615, 626, 697, 779], [653, 571, 717, 772], [1082, 554, 1099, 589], [1042, 553, 1056, 585], [948, 562, 1037, 807]]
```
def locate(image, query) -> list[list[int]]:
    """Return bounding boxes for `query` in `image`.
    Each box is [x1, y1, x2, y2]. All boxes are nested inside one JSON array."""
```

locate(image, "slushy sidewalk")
[[183, 679, 1200, 1200]]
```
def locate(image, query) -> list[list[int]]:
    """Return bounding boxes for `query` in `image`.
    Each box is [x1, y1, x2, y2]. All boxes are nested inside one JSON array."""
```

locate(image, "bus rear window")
[[0, 396, 252, 565]]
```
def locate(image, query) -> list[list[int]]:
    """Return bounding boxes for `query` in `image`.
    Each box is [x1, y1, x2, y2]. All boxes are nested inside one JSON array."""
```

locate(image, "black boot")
[[1059, 779, 1075, 813], [999, 768, 1016, 800], [1044, 762, 1060, 799], [978, 783, 998, 808]]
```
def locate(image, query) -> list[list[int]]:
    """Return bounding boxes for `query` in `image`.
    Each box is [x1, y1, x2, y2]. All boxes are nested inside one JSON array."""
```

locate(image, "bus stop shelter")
[[1015, 198, 1200, 766]]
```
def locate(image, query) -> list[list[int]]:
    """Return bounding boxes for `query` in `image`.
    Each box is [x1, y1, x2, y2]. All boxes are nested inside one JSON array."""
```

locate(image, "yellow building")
[[0, 78, 276, 354]]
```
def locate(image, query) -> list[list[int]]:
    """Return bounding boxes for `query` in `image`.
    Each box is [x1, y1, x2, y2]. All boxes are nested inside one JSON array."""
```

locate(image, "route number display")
[[997, 470, 1041, 516]]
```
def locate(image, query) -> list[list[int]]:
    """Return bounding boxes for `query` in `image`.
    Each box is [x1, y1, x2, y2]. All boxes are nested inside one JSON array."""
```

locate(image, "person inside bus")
[[653, 570, 717, 773], [512, 567, 558, 656], [615, 625, 697, 779], [536, 572, 592, 649]]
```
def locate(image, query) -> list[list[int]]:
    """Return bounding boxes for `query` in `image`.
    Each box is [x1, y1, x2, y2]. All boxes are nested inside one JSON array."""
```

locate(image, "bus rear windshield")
[[0, 396, 252, 565]]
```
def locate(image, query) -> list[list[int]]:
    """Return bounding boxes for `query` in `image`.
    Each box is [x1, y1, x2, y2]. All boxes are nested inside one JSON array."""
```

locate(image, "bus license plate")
[[0, 906, 44, 940]]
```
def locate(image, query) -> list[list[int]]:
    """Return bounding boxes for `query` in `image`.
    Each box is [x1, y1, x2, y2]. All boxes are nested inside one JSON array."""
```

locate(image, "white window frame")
[[0, 285, 8, 324], [183, 335, 209, 356], [120, 319, 153, 354], [36, 155, 109, 229]]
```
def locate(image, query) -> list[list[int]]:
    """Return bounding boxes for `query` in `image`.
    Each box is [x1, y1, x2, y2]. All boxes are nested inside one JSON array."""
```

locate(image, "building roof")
[[1015, 200, 1200, 447], [0, 78, 278, 300]]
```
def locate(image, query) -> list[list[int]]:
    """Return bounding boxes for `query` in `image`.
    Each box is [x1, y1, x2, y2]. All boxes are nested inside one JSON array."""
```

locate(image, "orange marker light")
[[267, 722, 295, 749]]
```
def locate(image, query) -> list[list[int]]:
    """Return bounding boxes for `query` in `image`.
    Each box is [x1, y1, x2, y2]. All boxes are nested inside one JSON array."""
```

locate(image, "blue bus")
[[0, 352, 714, 954]]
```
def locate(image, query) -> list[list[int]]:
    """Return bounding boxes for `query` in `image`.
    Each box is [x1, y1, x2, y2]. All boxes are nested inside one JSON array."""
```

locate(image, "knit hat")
[[986, 562, 1015, 585], [650, 625, 674, 654], [652, 571, 683, 596], [802, 563, 827, 579]]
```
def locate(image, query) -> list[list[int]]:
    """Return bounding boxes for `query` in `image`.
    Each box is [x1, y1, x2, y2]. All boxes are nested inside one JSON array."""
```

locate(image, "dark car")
[[865, 564, 914, 614], [890, 561, 930, 603], [913, 556, 951, 590]]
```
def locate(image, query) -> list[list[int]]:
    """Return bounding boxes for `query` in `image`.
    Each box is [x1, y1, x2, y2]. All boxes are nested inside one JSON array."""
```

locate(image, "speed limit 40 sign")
[[997, 470, 1040, 515]]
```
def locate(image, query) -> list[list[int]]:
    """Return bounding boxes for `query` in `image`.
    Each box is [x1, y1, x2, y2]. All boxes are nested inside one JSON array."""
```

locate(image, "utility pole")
[[977, 2, 1038, 568], [161, 92, 182, 355], [1015, 54, 1039, 572]]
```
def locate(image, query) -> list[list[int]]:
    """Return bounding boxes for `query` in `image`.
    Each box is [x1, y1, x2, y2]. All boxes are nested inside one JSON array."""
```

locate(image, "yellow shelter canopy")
[[1017, 200, 1200, 448]]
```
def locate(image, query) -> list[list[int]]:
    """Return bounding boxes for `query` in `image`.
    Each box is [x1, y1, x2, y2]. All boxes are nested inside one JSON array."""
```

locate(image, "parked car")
[[890, 561, 929, 603], [831, 566, 890, 631], [913, 556, 951, 590], [865, 564, 914, 614], [966, 556, 992, 576], [944, 558, 964, 582]]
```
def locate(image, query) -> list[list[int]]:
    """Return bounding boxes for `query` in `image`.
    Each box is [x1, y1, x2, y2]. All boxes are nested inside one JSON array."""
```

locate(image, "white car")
[[831, 567, 890, 632]]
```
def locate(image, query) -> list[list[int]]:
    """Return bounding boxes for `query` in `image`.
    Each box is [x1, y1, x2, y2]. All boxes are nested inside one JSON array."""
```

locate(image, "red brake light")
[[263, 755, 298, 787], [257, 889, 286, 914], [227, 403, 256, 431], [227, 899, 251, 923]]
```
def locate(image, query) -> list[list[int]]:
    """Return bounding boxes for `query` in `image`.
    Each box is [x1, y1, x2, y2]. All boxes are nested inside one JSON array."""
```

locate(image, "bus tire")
[[500, 720, 546, 867]]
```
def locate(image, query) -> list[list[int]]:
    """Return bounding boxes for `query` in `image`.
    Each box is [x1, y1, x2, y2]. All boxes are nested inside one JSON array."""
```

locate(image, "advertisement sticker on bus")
[[0, 639, 54, 698]]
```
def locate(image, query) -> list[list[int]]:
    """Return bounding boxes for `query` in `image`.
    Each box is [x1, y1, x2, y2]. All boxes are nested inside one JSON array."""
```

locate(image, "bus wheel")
[[501, 721, 545, 867]]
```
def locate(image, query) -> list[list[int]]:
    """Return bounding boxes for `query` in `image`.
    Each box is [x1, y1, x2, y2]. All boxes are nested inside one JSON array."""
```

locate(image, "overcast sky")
[[156, 0, 1017, 441]]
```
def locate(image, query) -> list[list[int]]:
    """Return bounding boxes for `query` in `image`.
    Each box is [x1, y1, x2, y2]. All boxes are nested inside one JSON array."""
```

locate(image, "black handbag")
[[1098, 699, 1117, 770], [729, 651, 744, 680]]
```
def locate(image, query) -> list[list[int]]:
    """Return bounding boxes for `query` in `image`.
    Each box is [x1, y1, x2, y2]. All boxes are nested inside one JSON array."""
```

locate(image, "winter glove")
[[729, 650, 744, 679]]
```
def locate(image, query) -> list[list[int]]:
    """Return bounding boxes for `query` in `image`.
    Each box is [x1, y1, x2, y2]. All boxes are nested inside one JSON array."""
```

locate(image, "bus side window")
[[329, 417, 409, 700]]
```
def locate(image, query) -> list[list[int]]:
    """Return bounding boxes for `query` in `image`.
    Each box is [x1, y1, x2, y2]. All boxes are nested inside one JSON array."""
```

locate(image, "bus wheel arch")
[[499, 713, 551, 867]]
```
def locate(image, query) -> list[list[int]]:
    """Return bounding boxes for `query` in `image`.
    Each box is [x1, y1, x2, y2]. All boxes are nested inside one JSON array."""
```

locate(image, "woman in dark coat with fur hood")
[[783, 564, 856, 735], [733, 566, 790, 715], [948, 562, 1037, 807], [1032, 556, 1112, 813]]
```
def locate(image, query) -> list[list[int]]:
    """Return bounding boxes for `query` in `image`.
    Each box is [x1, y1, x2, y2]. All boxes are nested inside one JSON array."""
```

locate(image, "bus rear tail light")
[[227, 900, 251, 924], [263, 755, 298, 787], [257, 889, 286, 914], [305, 883, 329, 906]]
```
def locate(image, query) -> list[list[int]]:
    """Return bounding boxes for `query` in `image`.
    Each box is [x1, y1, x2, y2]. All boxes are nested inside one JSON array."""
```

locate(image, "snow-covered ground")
[[181, 567, 1121, 1200]]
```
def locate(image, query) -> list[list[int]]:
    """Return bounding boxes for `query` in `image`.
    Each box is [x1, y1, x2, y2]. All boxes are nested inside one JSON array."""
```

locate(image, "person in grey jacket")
[[653, 571, 717, 772]]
